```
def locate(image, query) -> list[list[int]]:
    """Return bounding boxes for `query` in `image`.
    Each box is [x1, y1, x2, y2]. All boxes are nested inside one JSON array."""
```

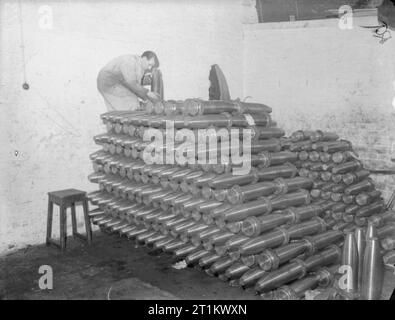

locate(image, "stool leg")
[[71, 203, 78, 236], [82, 199, 92, 245], [46, 199, 54, 246], [60, 205, 67, 251]]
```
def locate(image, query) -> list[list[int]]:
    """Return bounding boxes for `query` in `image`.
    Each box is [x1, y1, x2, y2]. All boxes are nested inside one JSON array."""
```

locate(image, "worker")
[[97, 51, 161, 110]]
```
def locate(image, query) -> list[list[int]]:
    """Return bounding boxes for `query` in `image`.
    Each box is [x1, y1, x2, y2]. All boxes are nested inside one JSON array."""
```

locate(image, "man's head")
[[141, 51, 159, 72]]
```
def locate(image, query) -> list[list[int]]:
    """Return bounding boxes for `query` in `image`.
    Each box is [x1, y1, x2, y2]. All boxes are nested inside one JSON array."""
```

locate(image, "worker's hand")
[[147, 91, 160, 102]]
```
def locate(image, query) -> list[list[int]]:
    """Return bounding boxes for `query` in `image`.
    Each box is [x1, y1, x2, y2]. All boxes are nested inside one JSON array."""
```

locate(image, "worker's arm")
[[119, 60, 149, 100]]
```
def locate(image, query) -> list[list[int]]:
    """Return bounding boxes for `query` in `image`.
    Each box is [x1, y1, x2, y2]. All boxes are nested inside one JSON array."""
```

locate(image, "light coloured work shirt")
[[97, 54, 148, 110]]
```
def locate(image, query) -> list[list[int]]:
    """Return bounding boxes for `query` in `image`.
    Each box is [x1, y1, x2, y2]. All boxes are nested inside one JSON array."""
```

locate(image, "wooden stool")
[[46, 189, 92, 251]]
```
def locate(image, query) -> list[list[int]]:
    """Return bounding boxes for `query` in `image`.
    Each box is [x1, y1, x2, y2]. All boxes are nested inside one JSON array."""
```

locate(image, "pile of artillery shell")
[[286, 130, 395, 299], [87, 99, 394, 299], [287, 130, 395, 232]]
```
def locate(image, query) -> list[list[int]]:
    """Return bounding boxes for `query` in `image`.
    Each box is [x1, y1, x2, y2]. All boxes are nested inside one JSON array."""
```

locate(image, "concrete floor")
[[0, 231, 259, 300], [0, 231, 394, 300]]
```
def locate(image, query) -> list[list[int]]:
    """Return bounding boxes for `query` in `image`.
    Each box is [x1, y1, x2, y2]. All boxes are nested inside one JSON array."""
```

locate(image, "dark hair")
[[142, 51, 159, 68]]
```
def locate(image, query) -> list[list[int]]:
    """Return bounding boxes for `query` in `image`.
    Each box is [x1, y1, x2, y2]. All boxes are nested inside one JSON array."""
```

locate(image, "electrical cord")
[[372, 21, 392, 43], [361, 21, 392, 43], [18, 0, 29, 89]]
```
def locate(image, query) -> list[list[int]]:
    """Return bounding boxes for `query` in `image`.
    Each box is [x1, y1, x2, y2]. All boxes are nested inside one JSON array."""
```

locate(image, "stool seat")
[[48, 189, 86, 205], [46, 189, 92, 251]]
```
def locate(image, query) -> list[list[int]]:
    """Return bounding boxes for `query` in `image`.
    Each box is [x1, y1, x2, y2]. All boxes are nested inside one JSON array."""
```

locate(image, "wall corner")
[[241, 0, 259, 24]]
